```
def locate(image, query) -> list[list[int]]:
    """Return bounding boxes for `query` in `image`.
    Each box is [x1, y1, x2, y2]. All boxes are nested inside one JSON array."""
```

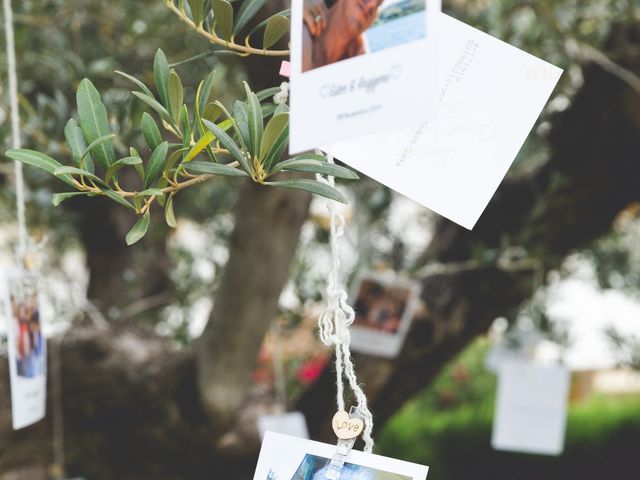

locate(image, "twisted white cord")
[[316, 151, 374, 453], [273, 81, 289, 105], [3, 0, 27, 261]]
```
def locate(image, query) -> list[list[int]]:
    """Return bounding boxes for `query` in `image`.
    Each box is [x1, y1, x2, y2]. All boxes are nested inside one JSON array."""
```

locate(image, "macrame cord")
[[316, 152, 375, 453], [3, 0, 27, 262]]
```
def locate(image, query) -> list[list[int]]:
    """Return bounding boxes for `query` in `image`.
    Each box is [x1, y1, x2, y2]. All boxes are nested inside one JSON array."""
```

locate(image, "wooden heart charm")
[[332, 410, 364, 440]]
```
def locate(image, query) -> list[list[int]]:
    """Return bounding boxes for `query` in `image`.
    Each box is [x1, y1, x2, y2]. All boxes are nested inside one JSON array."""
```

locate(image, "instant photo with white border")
[[491, 360, 570, 456], [290, 0, 441, 154], [350, 272, 421, 358], [324, 13, 563, 230], [3, 269, 47, 430], [254, 432, 429, 480]]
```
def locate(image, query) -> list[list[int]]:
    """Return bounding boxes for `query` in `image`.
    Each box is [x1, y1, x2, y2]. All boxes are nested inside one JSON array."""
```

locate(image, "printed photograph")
[[267, 453, 412, 480], [353, 277, 415, 334], [301, 0, 427, 72], [9, 276, 44, 379]]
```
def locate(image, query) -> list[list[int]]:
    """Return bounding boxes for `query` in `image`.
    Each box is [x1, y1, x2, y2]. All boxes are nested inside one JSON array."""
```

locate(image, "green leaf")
[[265, 179, 347, 203], [64, 119, 87, 165], [52, 192, 87, 206], [54, 166, 105, 185], [244, 82, 263, 159], [165, 147, 190, 173], [81, 134, 116, 163], [262, 121, 289, 173], [233, 101, 251, 149], [136, 188, 165, 196], [185, 160, 249, 177], [255, 86, 282, 102], [165, 195, 177, 228], [180, 104, 191, 153], [154, 49, 170, 110], [273, 158, 360, 180], [247, 9, 291, 40], [188, 0, 205, 26], [76, 79, 115, 169], [6, 149, 75, 186], [259, 112, 288, 161], [141, 112, 162, 150], [103, 190, 136, 211], [130, 147, 145, 181], [202, 102, 223, 123], [185, 132, 214, 163], [168, 70, 184, 125], [126, 212, 151, 245], [263, 15, 289, 49], [145, 141, 169, 188], [274, 102, 289, 115], [212, 0, 234, 40], [132, 92, 171, 121], [196, 70, 217, 118], [115, 70, 154, 98], [203, 119, 252, 175], [234, 0, 268, 34], [105, 156, 143, 184]]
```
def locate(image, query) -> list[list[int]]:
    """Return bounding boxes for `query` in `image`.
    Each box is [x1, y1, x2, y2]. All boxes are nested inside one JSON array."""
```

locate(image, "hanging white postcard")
[[258, 411, 310, 440], [254, 432, 429, 480], [3, 269, 46, 429], [492, 360, 570, 456], [350, 273, 420, 358], [290, 0, 441, 153], [324, 13, 563, 229]]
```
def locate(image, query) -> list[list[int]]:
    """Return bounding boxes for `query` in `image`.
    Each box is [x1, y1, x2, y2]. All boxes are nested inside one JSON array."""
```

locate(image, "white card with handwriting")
[[324, 13, 563, 229], [290, 0, 441, 154]]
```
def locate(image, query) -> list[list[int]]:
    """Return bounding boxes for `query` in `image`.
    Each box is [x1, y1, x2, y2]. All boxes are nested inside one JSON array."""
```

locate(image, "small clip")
[[325, 406, 363, 480], [279, 61, 291, 78]]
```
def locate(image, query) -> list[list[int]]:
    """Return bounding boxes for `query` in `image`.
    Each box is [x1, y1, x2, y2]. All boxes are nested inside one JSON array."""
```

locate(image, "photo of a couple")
[[10, 289, 44, 379], [302, 0, 427, 72]]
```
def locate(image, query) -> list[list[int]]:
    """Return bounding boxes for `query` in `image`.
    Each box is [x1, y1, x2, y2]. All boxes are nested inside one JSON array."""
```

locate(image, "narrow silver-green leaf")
[[202, 102, 223, 123], [188, 0, 205, 26], [81, 134, 116, 163], [244, 82, 263, 159], [233, 101, 251, 149], [255, 86, 282, 102], [203, 119, 252, 175], [211, 0, 234, 40], [132, 92, 171, 121], [274, 158, 359, 180], [265, 179, 347, 203], [52, 192, 87, 206], [262, 122, 289, 173], [154, 49, 170, 109], [126, 211, 151, 245], [6, 150, 75, 186], [165, 195, 177, 228], [234, 0, 268, 34], [105, 156, 143, 184], [141, 112, 162, 150], [136, 188, 165, 196], [115, 70, 154, 97], [185, 161, 248, 177], [145, 141, 169, 188], [263, 15, 289, 49], [168, 70, 184, 125], [104, 190, 136, 211], [54, 166, 105, 185], [64, 119, 87, 165], [259, 112, 288, 161], [197, 70, 217, 118], [76, 79, 115, 169]]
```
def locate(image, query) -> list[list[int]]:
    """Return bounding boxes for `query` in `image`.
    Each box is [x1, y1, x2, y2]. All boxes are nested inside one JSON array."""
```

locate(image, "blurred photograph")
[[10, 283, 44, 378], [301, 0, 428, 72], [350, 274, 420, 358], [255, 432, 429, 480]]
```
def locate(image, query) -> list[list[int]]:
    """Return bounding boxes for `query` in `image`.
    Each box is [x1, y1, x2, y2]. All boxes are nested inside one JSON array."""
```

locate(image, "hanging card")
[[258, 412, 310, 440], [254, 432, 429, 480], [324, 13, 563, 229], [3, 269, 46, 429], [289, 0, 441, 153], [350, 273, 420, 358], [492, 360, 570, 455]]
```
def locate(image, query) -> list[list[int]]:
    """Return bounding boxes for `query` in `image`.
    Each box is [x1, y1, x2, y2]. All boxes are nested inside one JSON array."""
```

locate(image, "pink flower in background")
[[296, 354, 329, 385]]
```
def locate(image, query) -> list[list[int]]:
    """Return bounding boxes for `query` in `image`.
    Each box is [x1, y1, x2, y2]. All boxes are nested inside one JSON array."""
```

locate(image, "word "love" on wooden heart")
[[332, 410, 364, 440]]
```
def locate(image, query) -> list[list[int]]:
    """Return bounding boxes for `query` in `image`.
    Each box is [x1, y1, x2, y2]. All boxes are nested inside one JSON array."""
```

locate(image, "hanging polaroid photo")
[[254, 432, 429, 480], [492, 360, 570, 456], [324, 13, 563, 230], [350, 273, 420, 358], [289, 0, 441, 153], [258, 411, 310, 440], [3, 269, 46, 429]]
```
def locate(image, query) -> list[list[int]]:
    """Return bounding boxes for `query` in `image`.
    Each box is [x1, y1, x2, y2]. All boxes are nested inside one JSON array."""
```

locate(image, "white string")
[[273, 81, 289, 105], [316, 151, 375, 453], [3, 0, 28, 262]]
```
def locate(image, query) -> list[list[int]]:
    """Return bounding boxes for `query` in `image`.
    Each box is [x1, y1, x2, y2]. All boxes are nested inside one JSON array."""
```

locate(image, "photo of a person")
[[301, 0, 427, 72], [10, 282, 44, 379], [353, 278, 413, 334]]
